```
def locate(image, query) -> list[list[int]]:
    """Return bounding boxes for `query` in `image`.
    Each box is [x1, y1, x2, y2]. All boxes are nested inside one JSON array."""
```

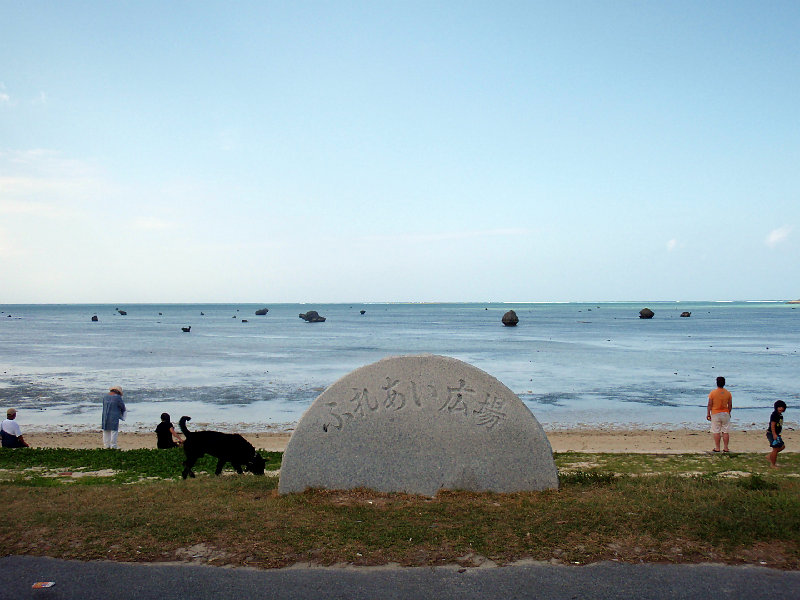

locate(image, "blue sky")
[[1, 1, 798, 303]]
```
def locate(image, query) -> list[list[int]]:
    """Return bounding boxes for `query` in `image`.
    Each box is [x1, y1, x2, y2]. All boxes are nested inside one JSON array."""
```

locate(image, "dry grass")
[[2, 466, 799, 570]]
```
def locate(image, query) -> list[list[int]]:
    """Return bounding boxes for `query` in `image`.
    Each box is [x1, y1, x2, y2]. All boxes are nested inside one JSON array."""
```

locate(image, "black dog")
[[179, 416, 266, 479]]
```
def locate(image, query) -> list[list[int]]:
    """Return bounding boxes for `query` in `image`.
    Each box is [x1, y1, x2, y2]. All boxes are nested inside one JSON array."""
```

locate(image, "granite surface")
[[279, 354, 559, 496]]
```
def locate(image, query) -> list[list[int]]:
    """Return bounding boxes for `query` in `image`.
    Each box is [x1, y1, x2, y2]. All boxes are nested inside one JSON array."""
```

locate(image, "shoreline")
[[23, 427, 794, 454]]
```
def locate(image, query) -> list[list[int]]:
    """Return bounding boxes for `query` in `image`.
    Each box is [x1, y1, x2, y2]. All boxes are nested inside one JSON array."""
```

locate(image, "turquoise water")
[[0, 302, 797, 432]]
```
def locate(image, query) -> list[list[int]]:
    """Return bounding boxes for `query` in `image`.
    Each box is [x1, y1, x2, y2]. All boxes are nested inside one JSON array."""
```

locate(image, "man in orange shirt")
[[706, 376, 733, 452]]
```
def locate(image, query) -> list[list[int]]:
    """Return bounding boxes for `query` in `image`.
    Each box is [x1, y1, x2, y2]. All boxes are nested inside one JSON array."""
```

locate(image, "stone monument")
[[279, 354, 558, 496]]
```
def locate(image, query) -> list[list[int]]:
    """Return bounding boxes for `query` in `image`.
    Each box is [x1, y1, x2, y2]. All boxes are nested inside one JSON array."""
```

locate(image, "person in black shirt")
[[156, 413, 184, 449], [767, 400, 787, 468]]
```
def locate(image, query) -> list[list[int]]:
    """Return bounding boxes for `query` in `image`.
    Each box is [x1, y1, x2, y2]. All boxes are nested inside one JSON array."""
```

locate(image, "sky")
[[1, 1, 798, 303]]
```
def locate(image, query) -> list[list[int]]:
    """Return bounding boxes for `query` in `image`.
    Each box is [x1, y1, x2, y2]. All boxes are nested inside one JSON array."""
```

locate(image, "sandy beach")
[[23, 428, 794, 454]]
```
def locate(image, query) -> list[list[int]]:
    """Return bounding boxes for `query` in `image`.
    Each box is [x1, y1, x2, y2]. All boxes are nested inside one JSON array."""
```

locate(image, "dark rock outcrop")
[[639, 308, 655, 319], [299, 311, 326, 323], [680, 311, 691, 318], [255, 307, 269, 316], [502, 310, 519, 327]]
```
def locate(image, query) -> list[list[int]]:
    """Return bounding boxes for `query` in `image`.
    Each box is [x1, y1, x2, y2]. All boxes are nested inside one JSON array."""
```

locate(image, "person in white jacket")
[[1, 408, 29, 448]]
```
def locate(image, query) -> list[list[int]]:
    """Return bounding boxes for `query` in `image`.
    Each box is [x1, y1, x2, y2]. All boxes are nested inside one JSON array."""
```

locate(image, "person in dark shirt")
[[767, 400, 787, 468], [156, 413, 183, 449]]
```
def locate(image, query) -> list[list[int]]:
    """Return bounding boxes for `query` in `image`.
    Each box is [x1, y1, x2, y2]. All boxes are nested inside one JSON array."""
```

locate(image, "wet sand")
[[23, 428, 793, 454]]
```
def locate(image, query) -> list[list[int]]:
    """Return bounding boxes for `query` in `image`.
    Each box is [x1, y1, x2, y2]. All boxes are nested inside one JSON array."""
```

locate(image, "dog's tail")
[[179, 416, 192, 436]]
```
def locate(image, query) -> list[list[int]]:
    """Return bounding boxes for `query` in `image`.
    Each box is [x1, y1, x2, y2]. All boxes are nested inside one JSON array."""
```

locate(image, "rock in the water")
[[299, 311, 326, 323], [501, 310, 519, 326], [255, 307, 269, 316], [639, 308, 654, 319], [279, 354, 558, 496], [680, 311, 691, 317]]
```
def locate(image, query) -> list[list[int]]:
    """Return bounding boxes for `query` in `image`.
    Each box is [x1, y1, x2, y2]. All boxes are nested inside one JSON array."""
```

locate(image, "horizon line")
[[1, 299, 797, 306]]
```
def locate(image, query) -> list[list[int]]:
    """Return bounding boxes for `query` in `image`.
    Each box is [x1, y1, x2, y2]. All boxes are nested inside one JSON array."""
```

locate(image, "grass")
[[0, 448, 282, 484], [555, 450, 800, 477], [0, 448, 798, 570]]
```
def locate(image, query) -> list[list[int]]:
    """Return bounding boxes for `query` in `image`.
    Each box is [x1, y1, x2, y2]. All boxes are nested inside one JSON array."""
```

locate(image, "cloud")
[[363, 228, 530, 244], [0, 226, 22, 257], [132, 217, 172, 231], [666, 239, 678, 251], [0, 150, 114, 224], [0, 149, 108, 193], [0, 82, 12, 106], [1, 149, 94, 175], [0, 174, 108, 211], [765, 226, 792, 248], [0, 86, 46, 107], [0, 197, 60, 217]]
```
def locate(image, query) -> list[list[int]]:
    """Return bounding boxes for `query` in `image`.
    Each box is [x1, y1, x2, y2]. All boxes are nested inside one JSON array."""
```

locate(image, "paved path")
[[2, 556, 798, 600]]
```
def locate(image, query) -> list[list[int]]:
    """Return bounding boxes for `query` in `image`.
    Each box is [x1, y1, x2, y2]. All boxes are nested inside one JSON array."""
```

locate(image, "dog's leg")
[[182, 456, 197, 479], [215, 458, 227, 475], [232, 462, 244, 474]]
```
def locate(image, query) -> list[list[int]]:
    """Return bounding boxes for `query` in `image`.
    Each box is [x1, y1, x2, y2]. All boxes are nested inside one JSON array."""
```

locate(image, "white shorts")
[[710, 412, 730, 434]]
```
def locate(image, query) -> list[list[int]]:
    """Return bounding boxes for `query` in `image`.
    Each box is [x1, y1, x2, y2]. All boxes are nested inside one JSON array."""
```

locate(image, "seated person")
[[156, 413, 183, 449], [1, 408, 30, 448]]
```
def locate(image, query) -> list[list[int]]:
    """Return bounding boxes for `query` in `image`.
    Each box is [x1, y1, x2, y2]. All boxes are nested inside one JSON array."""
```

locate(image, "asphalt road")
[[2, 556, 798, 600]]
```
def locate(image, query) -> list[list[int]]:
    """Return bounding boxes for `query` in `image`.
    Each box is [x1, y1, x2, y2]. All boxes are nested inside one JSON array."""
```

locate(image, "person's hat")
[[6, 408, 16, 417], [110, 385, 123, 394]]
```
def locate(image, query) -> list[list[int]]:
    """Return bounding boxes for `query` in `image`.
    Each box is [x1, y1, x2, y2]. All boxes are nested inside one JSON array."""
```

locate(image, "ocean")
[[1, 302, 797, 433]]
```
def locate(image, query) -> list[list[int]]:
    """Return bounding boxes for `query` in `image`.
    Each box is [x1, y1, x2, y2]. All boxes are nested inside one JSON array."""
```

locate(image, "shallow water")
[[1, 301, 797, 432]]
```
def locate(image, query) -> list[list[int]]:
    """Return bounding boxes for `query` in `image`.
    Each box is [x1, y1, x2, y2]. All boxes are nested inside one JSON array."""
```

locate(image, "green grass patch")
[[558, 470, 617, 485], [738, 473, 781, 491], [0, 448, 282, 484]]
